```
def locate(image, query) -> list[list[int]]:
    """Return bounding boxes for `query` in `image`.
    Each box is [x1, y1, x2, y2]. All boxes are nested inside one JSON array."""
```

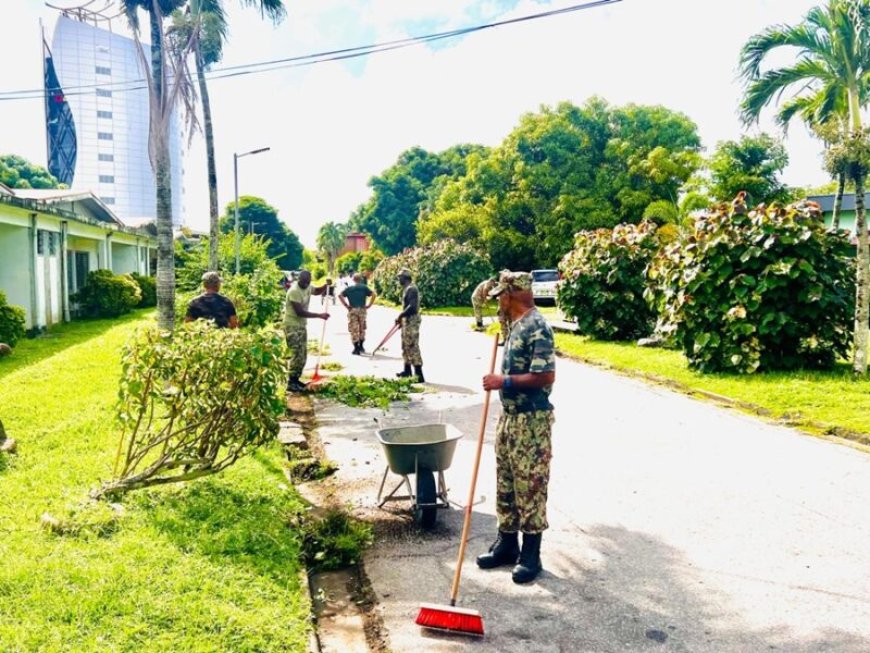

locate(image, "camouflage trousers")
[[495, 409, 554, 534], [471, 296, 509, 340], [285, 325, 308, 378], [400, 314, 423, 366], [347, 307, 367, 343]]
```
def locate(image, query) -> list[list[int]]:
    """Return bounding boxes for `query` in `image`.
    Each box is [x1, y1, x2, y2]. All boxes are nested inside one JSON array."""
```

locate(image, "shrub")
[[335, 251, 364, 276], [372, 240, 491, 307], [358, 249, 385, 275], [0, 291, 26, 348], [73, 269, 142, 318], [94, 321, 286, 498], [129, 272, 157, 307], [175, 232, 275, 291], [558, 222, 660, 341], [646, 199, 855, 373]]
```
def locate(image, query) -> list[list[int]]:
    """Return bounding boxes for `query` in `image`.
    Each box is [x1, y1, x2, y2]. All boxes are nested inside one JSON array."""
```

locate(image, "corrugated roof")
[[807, 193, 870, 212], [11, 188, 124, 226]]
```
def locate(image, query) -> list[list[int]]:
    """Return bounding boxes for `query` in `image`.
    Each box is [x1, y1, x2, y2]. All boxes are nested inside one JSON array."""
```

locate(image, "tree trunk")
[[149, 7, 175, 331], [196, 46, 220, 272], [832, 171, 845, 230], [853, 172, 869, 374]]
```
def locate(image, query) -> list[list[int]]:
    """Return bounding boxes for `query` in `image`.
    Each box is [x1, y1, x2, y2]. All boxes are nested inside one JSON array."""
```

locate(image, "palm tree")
[[316, 222, 347, 275], [171, 0, 285, 272], [739, 0, 870, 373], [121, 0, 198, 330]]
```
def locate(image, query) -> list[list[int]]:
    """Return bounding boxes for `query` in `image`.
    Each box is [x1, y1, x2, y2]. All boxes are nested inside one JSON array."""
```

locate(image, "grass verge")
[[555, 333, 870, 445], [0, 312, 313, 652]]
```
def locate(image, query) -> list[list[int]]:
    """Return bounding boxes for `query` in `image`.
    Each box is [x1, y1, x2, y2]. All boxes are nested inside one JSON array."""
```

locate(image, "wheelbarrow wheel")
[[415, 469, 437, 529]]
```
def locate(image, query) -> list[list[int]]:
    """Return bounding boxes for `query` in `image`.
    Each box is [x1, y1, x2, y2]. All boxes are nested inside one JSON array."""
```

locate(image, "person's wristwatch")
[[503, 375, 512, 389]]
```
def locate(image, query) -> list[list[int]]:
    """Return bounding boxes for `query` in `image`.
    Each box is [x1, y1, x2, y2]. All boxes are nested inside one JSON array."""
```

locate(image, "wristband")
[[503, 376, 512, 389]]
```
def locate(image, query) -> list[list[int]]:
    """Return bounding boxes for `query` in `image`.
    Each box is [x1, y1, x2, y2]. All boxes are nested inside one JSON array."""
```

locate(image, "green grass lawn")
[[555, 333, 870, 445], [0, 311, 312, 652]]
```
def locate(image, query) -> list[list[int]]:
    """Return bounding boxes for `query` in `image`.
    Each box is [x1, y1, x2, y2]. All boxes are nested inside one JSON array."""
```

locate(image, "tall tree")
[[170, 0, 285, 272], [121, 0, 197, 330], [219, 195, 303, 269], [0, 154, 61, 189], [316, 222, 347, 275], [708, 134, 791, 206], [739, 0, 870, 373]]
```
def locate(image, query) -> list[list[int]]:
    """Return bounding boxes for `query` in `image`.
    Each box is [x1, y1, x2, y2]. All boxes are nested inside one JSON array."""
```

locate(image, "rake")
[[415, 332, 499, 637], [369, 322, 400, 358], [307, 284, 331, 387]]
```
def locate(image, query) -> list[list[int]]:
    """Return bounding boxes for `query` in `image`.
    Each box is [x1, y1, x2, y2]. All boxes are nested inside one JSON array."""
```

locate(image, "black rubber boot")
[[476, 531, 519, 569], [359, 340, 366, 354], [512, 533, 543, 584], [352, 342, 361, 355], [475, 320, 484, 329], [396, 364, 412, 378], [287, 376, 306, 393]]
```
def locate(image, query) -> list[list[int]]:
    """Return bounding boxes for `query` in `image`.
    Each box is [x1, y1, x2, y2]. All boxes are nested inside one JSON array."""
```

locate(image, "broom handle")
[[450, 333, 500, 605], [313, 283, 331, 372], [372, 323, 399, 355]]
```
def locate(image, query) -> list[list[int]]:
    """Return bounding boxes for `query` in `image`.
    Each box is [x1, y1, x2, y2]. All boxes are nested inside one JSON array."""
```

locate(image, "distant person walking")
[[184, 271, 239, 329], [339, 273, 376, 355], [471, 275, 510, 342], [477, 270, 556, 584], [284, 270, 331, 392], [394, 268, 424, 382]]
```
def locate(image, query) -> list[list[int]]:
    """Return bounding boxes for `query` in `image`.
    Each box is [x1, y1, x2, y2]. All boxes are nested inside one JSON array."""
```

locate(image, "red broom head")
[[416, 603, 484, 637]]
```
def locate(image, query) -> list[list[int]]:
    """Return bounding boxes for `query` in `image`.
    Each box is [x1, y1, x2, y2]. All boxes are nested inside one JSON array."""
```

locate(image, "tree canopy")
[[708, 134, 791, 206], [219, 196, 303, 270], [0, 154, 62, 189]]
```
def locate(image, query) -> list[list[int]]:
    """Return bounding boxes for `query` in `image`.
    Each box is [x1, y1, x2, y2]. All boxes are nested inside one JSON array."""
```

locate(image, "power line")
[[0, 0, 622, 101]]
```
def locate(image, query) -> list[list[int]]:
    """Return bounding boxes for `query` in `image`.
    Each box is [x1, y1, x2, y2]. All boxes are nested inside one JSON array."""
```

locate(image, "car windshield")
[[532, 270, 559, 282]]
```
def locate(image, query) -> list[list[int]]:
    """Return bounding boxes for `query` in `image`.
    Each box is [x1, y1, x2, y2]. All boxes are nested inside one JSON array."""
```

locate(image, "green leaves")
[[314, 375, 420, 410], [0, 291, 26, 349], [73, 270, 142, 319], [647, 198, 855, 373]]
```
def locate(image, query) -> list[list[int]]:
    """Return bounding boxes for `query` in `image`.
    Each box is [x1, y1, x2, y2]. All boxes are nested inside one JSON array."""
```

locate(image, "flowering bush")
[[646, 198, 854, 373], [372, 240, 491, 307], [558, 222, 660, 340]]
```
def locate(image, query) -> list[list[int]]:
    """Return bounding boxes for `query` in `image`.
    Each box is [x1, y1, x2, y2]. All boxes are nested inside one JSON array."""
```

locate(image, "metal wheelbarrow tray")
[[376, 424, 463, 529]]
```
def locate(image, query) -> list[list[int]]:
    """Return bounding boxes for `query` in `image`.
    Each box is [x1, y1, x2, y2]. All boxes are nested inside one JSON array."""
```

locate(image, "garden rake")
[[307, 283, 331, 387], [369, 322, 400, 358]]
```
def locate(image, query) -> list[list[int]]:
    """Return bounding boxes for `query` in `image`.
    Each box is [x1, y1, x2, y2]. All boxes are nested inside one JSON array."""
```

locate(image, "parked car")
[[531, 269, 560, 304]]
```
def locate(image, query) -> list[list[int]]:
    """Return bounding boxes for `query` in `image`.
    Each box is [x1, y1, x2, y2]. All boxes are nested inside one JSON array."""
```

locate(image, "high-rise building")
[[44, 10, 184, 225]]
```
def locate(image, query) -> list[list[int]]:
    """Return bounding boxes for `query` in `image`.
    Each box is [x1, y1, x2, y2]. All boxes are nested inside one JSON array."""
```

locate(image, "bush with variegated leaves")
[[646, 198, 854, 373], [558, 222, 660, 340]]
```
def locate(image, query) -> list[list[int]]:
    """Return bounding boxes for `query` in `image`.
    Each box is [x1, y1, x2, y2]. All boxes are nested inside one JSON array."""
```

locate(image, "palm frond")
[[740, 58, 836, 124], [739, 21, 836, 81], [241, 0, 287, 25]]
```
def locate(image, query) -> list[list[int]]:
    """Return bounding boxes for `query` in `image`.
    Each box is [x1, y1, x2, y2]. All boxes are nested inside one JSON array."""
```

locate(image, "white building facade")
[[46, 14, 184, 226]]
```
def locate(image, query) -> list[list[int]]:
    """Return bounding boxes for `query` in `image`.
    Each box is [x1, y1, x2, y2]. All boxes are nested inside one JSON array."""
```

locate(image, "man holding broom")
[[478, 270, 555, 584], [395, 268, 424, 382], [284, 270, 331, 392], [339, 273, 376, 355]]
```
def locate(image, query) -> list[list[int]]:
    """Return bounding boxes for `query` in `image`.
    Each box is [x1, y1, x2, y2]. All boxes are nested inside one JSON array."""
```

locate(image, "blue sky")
[[0, 0, 830, 247]]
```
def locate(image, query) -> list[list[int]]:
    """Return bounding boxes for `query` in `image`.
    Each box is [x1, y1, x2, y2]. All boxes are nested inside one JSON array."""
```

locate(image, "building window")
[[99, 175, 114, 183], [97, 110, 112, 119], [103, 197, 115, 205], [96, 88, 112, 98], [98, 132, 113, 141], [95, 66, 111, 75], [98, 153, 114, 162], [37, 230, 58, 256]]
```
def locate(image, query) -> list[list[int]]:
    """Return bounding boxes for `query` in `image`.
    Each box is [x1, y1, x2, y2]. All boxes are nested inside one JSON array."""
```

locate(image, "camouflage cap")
[[488, 270, 532, 297], [397, 268, 412, 279]]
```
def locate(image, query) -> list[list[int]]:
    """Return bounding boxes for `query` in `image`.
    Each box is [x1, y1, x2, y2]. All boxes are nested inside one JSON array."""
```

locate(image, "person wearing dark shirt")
[[394, 268, 423, 382], [339, 273, 376, 355], [185, 271, 239, 329]]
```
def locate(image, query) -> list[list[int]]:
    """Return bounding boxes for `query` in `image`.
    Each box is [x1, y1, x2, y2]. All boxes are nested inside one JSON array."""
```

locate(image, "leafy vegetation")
[[0, 153, 62, 189], [0, 290, 26, 347], [219, 196, 303, 271], [73, 269, 142, 318], [708, 134, 792, 206], [129, 272, 157, 308], [647, 198, 854, 373], [335, 250, 364, 275], [314, 375, 421, 409], [0, 313, 312, 651], [372, 240, 491, 307], [558, 222, 660, 340], [295, 509, 373, 572]]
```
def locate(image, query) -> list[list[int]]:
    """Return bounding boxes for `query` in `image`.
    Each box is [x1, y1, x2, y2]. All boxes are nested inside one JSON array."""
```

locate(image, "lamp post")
[[234, 147, 270, 274]]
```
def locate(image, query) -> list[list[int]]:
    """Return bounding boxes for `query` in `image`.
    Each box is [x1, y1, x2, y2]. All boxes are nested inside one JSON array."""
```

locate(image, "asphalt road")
[[308, 304, 870, 653]]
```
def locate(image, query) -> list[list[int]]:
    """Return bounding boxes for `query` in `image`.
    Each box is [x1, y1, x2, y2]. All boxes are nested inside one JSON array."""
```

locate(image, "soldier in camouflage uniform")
[[471, 275, 510, 341], [395, 268, 424, 383], [477, 270, 555, 584], [339, 273, 376, 355], [284, 270, 331, 392]]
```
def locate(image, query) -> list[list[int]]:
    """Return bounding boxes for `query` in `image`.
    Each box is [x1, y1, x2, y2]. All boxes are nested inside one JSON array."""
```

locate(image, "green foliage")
[[129, 272, 157, 307], [314, 375, 421, 410], [218, 196, 303, 270], [419, 98, 701, 269], [175, 230, 275, 290], [316, 221, 348, 273], [0, 153, 61, 189], [98, 321, 286, 496], [335, 251, 364, 275], [558, 222, 660, 340], [73, 269, 142, 318], [709, 134, 791, 205], [0, 291, 26, 348], [642, 200, 679, 225], [350, 144, 488, 254], [647, 199, 855, 373], [295, 508, 373, 571], [222, 265, 285, 329], [358, 248, 385, 274], [372, 240, 491, 308]]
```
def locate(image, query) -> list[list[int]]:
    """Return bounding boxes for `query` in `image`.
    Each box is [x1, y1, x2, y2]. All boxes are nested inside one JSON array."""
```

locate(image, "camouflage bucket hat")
[[488, 270, 532, 298]]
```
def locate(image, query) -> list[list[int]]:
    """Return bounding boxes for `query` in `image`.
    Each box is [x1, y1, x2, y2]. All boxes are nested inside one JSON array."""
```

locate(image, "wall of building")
[[0, 223, 32, 327], [111, 242, 138, 274]]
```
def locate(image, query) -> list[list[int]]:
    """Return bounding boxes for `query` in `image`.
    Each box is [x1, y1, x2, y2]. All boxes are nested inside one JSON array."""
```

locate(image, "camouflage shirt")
[[500, 308, 555, 413]]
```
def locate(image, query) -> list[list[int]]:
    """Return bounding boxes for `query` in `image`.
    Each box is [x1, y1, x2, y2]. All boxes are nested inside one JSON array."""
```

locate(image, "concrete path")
[[306, 305, 870, 653]]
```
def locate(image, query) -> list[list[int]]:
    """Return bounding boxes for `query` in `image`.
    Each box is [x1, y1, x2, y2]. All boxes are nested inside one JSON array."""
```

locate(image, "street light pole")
[[233, 146, 271, 275]]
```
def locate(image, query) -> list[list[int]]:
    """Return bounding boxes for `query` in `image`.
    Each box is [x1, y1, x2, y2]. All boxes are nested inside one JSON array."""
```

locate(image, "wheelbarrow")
[[376, 424, 463, 529]]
